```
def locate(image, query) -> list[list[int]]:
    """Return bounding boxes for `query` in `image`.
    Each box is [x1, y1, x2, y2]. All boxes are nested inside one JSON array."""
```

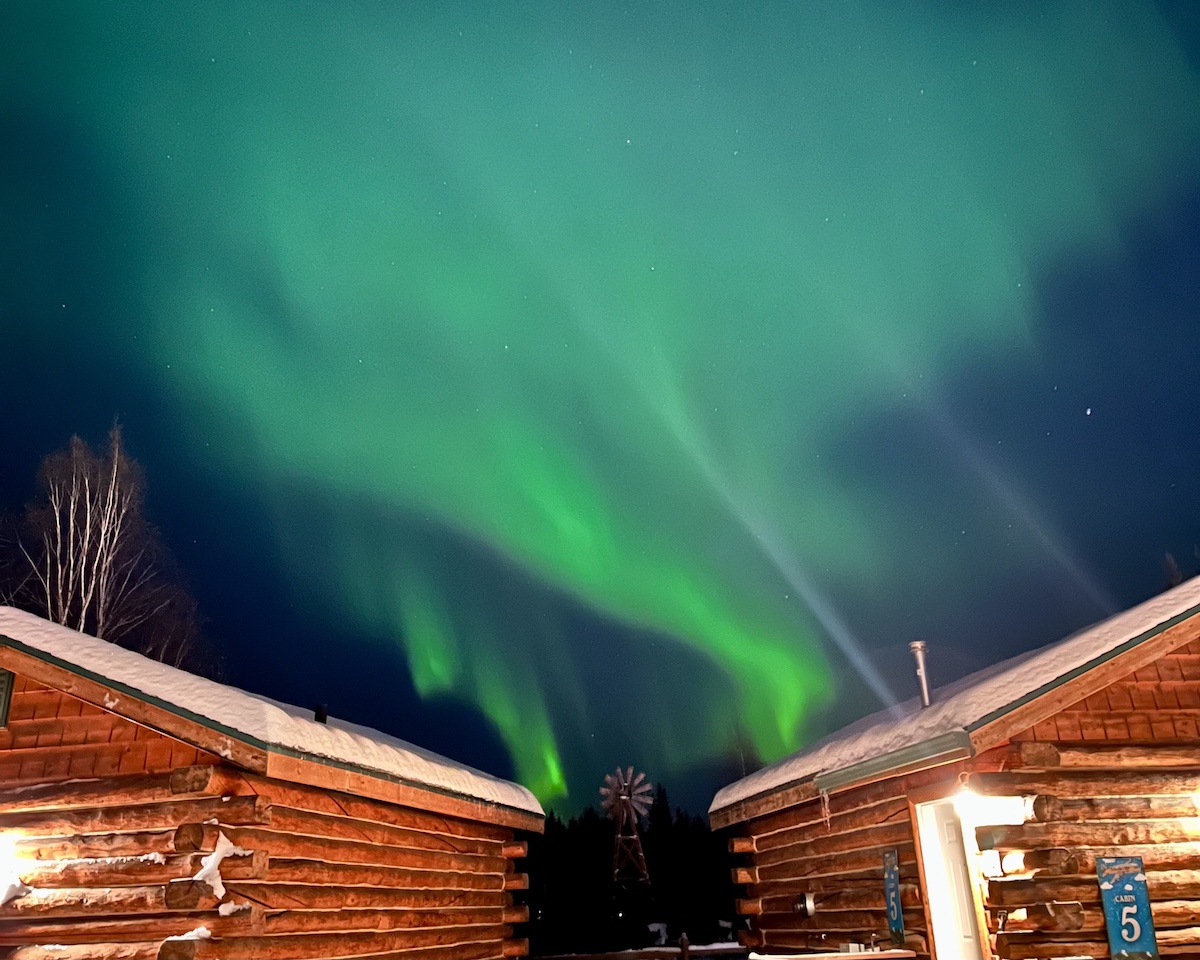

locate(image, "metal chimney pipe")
[[909, 641, 931, 708]]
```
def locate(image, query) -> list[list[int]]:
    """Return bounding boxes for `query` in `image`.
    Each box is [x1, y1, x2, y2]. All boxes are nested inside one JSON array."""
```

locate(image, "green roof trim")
[[0, 630, 541, 822]]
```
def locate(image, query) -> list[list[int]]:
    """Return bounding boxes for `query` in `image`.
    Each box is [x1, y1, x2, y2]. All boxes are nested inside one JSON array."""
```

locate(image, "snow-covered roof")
[[711, 577, 1200, 818], [0, 606, 542, 818]]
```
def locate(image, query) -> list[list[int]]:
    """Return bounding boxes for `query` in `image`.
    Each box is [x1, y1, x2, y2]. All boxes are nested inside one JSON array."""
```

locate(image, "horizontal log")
[[994, 925, 1200, 959], [1019, 842, 1200, 876], [979, 818, 1200, 851], [748, 861, 920, 901], [503, 939, 529, 958], [756, 820, 913, 873], [988, 869, 1200, 907], [156, 923, 511, 959], [501, 841, 527, 859], [753, 797, 910, 857], [20, 829, 176, 861], [963, 768, 1200, 799], [743, 763, 953, 838], [745, 884, 923, 916], [729, 836, 755, 854], [4, 906, 526, 944], [1031, 793, 1200, 822], [172, 824, 508, 874], [19, 850, 265, 888], [0, 884, 219, 920], [242, 773, 512, 843], [755, 929, 928, 952], [261, 906, 525, 935], [223, 882, 510, 911], [263, 857, 511, 891], [755, 839, 919, 885], [0, 767, 238, 815], [262, 805, 502, 858], [992, 935, 1107, 960], [744, 849, 921, 892], [0, 795, 270, 837], [990, 898, 1200, 934], [757, 906, 925, 933], [0, 908, 259, 946], [6, 943, 161, 960], [1049, 742, 1200, 768], [986, 901, 1086, 933]]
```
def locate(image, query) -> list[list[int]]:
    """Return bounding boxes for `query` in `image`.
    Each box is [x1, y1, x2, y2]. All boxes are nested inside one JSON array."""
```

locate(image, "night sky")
[[3, 1, 1199, 814]]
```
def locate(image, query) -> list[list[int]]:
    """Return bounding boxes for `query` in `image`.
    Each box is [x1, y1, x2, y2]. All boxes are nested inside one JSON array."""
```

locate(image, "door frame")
[[907, 781, 994, 960]]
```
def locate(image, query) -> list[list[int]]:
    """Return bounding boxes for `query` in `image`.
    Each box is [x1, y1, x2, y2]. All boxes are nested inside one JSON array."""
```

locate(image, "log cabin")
[[0, 606, 544, 960], [709, 577, 1200, 960]]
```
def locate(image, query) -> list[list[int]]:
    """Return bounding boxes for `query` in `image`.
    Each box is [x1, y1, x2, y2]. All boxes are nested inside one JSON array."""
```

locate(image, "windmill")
[[599, 766, 653, 884]]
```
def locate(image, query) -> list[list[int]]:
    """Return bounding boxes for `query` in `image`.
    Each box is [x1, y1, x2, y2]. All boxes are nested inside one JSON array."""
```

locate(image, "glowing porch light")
[[1001, 850, 1027, 875], [952, 787, 1031, 830], [0, 831, 31, 906]]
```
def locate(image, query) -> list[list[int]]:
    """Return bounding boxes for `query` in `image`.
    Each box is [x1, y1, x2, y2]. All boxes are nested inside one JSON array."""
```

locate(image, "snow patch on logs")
[[192, 833, 252, 899]]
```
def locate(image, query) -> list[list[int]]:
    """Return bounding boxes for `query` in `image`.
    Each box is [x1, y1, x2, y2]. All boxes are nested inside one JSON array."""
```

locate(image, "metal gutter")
[[812, 729, 973, 794]]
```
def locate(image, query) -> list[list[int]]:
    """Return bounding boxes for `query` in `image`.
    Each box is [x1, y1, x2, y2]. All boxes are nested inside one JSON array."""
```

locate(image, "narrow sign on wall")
[[1097, 856, 1158, 959], [883, 848, 905, 945]]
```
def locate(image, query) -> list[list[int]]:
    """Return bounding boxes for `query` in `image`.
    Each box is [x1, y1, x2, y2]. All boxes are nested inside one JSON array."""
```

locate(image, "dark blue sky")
[[2, 1, 1199, 813]]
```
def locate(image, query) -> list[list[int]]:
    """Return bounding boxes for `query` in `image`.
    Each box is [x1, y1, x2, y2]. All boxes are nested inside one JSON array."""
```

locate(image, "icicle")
[[820, 788, 831, 830]]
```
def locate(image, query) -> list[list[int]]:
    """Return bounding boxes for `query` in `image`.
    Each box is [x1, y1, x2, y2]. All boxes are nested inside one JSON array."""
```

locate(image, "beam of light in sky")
[[3, 0, 1198, 803]]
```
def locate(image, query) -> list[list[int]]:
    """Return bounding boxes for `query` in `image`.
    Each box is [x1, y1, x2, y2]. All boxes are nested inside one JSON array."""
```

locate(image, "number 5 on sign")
[[883, 849, 905, 946], [1097, 856, 1158, 959]]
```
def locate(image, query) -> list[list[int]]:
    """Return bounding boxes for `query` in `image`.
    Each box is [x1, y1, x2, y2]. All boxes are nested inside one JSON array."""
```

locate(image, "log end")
[[729, 835, 756, 854], [173, 823, 208, 854], [164, 880, 221, 911], [158, 940, 200, 960]]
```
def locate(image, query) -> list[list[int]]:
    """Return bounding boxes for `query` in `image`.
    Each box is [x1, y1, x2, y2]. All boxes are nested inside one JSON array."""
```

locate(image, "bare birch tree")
[[4, 426, 207, 671]]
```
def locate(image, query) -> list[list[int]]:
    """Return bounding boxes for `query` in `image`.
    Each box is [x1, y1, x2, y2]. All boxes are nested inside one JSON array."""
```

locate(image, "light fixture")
[[952, 787, 1030, 830], [0, 831, 30, 907]]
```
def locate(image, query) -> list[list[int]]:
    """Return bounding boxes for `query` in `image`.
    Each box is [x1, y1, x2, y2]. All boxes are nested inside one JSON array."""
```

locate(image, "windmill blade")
[[626, 765, 634, 786], [630, 770, 646, 791]]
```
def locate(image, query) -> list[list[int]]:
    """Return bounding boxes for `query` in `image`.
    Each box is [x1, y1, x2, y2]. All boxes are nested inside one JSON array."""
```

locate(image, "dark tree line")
[[0, 425, 219, 677], [524, 786, 739, 955]]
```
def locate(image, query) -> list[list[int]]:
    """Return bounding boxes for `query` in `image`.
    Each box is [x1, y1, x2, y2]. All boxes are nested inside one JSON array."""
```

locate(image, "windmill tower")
[[599, 766, 652, 884]]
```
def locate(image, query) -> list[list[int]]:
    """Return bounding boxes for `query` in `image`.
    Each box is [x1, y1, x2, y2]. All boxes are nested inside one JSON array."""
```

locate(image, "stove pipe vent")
[[909, 640, 931, 708]]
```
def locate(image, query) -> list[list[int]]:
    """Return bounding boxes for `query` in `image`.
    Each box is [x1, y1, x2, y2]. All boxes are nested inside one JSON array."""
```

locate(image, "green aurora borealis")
[[3, 1, 1200, 807]]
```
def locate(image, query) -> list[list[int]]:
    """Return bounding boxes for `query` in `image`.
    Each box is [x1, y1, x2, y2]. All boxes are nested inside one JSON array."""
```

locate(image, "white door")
[[915, 799, 983, 960]]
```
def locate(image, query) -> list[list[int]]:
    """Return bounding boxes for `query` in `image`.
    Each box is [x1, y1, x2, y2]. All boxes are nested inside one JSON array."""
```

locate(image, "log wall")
[[0, 676, 219, 783], [0, 671, 531, 960], [972, 636, 1200, 959], [728, 766, 951, 957], [727, 637, 1200, 959]]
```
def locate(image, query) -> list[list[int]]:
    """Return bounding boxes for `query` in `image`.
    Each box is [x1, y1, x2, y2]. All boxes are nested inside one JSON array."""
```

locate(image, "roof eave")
[[0, 632, 545, 831]]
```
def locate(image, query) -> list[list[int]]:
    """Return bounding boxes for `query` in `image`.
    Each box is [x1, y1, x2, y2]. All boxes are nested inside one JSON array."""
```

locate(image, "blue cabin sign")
[[1097, 856, 1158, 959], [883, 848, 905, 945]]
